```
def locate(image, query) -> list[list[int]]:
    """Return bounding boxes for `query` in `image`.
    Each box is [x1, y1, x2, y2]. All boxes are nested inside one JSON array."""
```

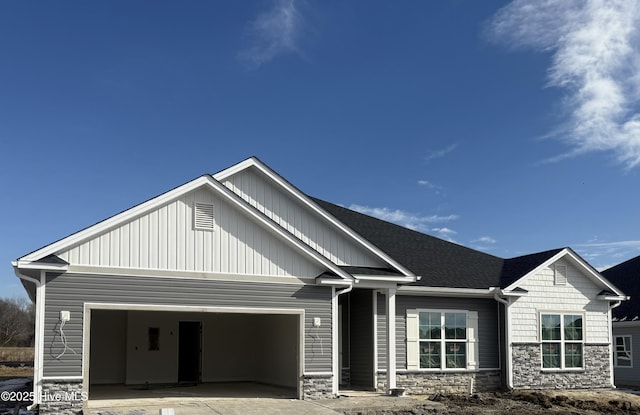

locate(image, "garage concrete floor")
[[85, 382, 337, 415], [84, 383, 444, 415]]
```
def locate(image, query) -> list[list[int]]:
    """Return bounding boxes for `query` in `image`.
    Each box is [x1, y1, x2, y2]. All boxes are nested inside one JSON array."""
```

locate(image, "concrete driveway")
[[85, 397, 342, 415], [83, 383, 444, 415]]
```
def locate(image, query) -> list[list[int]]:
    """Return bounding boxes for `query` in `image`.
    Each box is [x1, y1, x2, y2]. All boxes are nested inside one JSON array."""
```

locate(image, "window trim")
[[539, 311, 585, 370], [614, 335, 633, 368], [411, 308, 477, 371]]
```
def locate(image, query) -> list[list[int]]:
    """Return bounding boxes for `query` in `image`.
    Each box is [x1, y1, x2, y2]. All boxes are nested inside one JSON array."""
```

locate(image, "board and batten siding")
[[510, 260, 610, 344], [221, 167, 387, 268], [376, 294, 501, 370], [42, 272, 332, 378], [57, 186, 325, 278]]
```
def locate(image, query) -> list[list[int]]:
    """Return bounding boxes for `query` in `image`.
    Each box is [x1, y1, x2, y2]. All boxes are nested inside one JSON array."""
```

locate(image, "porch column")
[[386, 287, 396, 392]]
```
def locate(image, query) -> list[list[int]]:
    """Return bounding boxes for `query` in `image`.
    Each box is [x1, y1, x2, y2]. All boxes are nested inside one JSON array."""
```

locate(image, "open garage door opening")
[[88, 308, 301, 399]]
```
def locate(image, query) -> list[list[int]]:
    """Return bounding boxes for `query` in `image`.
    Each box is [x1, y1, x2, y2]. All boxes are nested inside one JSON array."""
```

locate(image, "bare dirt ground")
[[0, 366, 33, 378], [2, 374, 640, 415], [359, 390, 640, 415]]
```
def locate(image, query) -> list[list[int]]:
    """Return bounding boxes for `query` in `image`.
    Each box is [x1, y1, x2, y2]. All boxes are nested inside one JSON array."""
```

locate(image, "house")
[[601, 255, 640, 387], [13, 157, 627, 414]]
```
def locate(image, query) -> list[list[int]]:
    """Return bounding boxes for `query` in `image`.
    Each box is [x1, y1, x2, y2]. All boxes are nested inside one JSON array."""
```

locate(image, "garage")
[[87, 307, 302, 399]]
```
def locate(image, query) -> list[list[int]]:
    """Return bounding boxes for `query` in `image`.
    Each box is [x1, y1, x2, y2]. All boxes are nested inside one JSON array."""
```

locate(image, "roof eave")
[[13, 260, 69, 272], [397, 285, 495, 298], [215, 157, 416, 278]]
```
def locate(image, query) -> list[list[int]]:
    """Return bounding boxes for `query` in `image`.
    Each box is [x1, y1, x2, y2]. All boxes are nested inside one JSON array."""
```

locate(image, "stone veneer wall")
[[39, 380, 84, 415], [302, 374, 334, 399], [376, 370, 502, 395], [512, 343, 612, 389]]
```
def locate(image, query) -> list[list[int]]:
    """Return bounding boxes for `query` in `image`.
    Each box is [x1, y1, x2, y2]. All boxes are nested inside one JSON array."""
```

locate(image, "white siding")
[[58, 187, 324, 278], [510, 259, 610, 344], [221, 166, 386, 268]]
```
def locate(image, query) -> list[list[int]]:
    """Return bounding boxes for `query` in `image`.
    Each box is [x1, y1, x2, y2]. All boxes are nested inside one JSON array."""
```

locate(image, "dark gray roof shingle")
[[312, 197, 564, 289], [602, 255, 640, 321]]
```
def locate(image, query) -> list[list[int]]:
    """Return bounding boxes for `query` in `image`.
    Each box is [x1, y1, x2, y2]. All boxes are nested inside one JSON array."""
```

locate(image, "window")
[[614, 336, 632, 368], [540, 313, 583, 369], [406, 309, 478, 371], [418, 311, 467, 369]]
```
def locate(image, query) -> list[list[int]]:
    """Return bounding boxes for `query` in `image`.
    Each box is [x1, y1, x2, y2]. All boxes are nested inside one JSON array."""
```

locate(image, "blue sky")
[[1, 0, 639, 299]]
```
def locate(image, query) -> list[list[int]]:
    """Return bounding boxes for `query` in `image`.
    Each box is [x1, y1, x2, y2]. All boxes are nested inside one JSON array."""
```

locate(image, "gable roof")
[[15, 174, 354, 282], [312, 197, 622, 293], [312, 197, 504, 288], [215, 157, 415, 279], [602, 255, 640, 321], [13, 157, 621, 294]]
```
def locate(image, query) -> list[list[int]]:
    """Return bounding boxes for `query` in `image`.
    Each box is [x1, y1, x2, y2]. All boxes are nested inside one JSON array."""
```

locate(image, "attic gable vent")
[[554, 264, 567, 285], [194, 202, 215, 231]]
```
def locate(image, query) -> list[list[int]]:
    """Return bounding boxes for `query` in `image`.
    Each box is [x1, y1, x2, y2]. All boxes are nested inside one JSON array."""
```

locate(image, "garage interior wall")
[[89, 310, 299, 388]]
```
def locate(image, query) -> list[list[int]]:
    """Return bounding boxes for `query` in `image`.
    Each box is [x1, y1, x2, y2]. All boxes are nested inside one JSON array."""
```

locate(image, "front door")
[[178, 321, 201, 383]]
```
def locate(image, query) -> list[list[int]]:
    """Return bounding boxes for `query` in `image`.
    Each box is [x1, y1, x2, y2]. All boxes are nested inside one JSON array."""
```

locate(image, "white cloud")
[[472, 236, 497, 244], [424, 144, 458, 164], [574, 239, 640, 270], [432, 227, 457, 242], [417, 179, 443, 194], [238, 0, 304, 69], [348, 204, 458, 233], [488, 0, 640, 169]]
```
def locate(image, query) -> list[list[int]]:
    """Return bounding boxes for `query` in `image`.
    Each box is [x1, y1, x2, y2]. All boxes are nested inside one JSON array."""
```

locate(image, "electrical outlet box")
[[313, 317, 321, 327], [60, 310, 70, 322]]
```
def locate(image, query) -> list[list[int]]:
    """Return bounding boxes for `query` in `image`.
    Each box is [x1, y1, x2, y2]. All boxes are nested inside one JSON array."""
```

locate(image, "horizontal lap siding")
[[511, 261, 610, 344], [43, 273, 332, 377], [377, 295, 500, 370]]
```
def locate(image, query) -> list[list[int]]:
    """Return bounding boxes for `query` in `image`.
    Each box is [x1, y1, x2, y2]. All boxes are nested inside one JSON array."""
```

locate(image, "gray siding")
[[377, 295, 501, 370], [43, 272, 332, 378], [613, 325, 640, 386]]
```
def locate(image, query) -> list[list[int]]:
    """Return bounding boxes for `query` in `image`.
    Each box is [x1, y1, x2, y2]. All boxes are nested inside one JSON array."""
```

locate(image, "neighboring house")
[[13, 157, 627, 415], [601, 255, 640, 387]]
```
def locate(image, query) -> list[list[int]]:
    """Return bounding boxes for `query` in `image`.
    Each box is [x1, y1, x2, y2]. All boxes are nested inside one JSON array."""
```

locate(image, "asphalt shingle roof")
[[601, 255, 640, 321], [312, 197, 564, 289]]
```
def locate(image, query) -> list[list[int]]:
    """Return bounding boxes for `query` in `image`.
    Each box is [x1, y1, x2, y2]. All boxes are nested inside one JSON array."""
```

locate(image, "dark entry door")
[[178, 321, 201, 383]]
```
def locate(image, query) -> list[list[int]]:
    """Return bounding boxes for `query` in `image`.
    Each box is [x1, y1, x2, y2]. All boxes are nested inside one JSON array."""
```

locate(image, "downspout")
[[493, 288, 513, 390], [608, 300, 622, 388], [332, 284, 353, 396], [13, 267, 45, 410]]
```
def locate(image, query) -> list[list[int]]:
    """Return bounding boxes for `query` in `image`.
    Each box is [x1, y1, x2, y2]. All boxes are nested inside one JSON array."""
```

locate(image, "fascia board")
[[19, 176, 213, 263], [208, 176, 355, 281], [315, 277, 352, 286], [353, 275, 417, 283], [503, 249, 570, 292], [504, 248, 626, 296], [597, 295, 629, 301], [563, 249, 628, 297], [215, 157, 415, 279], [19, 174, 353, 282], [14, 260, 69, 271], [613, 320, 640, 327], [397, 285, 495, 298]]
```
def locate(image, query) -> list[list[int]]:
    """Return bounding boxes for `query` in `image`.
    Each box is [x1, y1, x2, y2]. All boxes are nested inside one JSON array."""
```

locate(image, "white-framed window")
[[614, 335, 633, 368], [406, 309, 478, 371], [540, 312, 583, 369]]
